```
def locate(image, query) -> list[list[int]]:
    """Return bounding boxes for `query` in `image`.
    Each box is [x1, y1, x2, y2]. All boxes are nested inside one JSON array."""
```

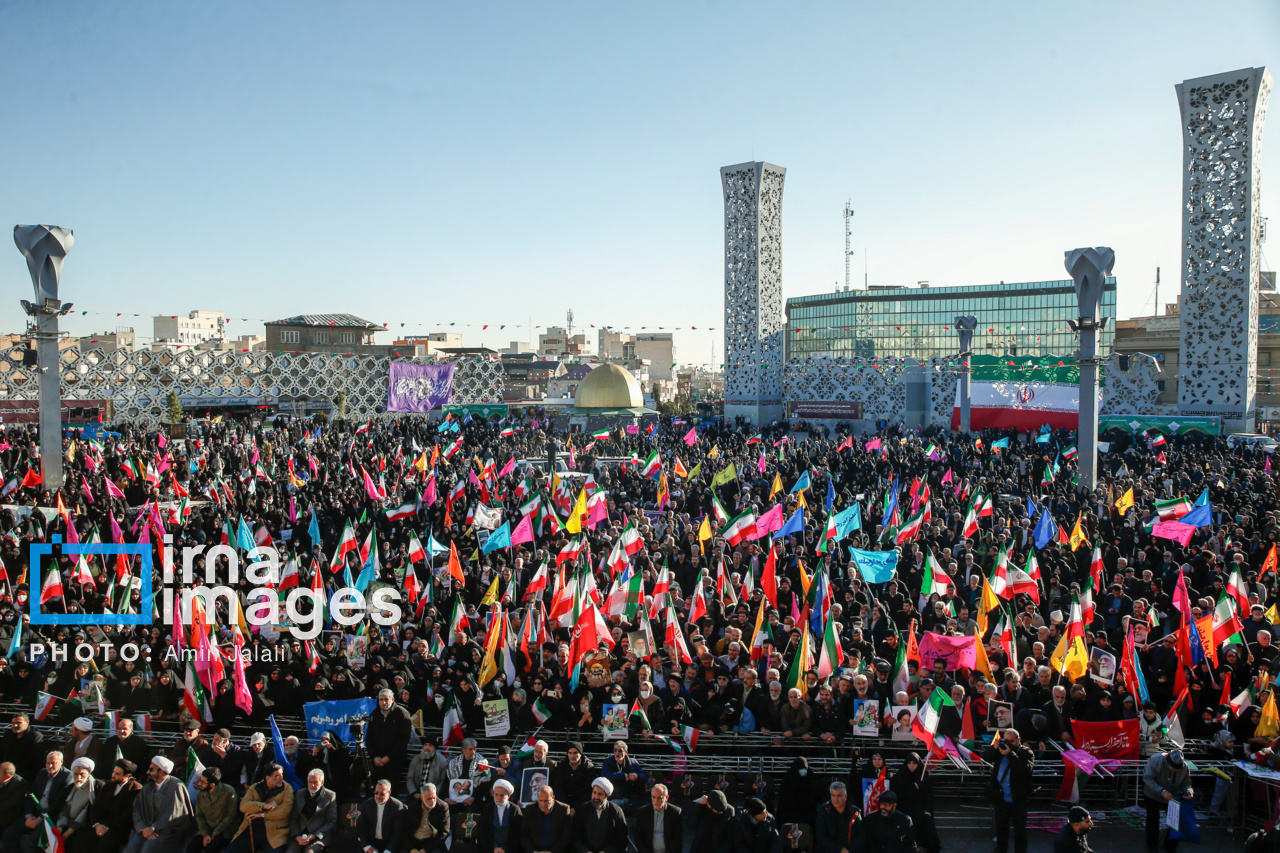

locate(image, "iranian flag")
[[34, 692, 58, 721], [922, 551, 953, 597], [681, 725, 702, 753], [618, 521, 643, 556], [186, 747, 206, 802], [40, 567, 64, 604], [591, 428, 610, 440], [639, 450, 662, 479], [1155, 497, 1193, 520], [531, 696, 554, 725], [719, 512, 757, 547], [35, 800, 65, 853], [951, 357, 1093, 431], [1211, 591, 1245, 647], [912, 685, 956, 751], [442, 691, 465, 747], [895, 507, 925, 544], [384, 503, 416, 521]]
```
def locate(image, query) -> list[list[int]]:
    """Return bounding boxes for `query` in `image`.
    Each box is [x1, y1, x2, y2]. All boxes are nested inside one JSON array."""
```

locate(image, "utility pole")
[[954, 316, 977, 432], [843, 200, 854, 291]]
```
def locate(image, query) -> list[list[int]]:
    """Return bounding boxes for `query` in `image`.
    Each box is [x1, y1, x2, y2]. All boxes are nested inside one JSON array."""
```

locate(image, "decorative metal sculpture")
[[1176, 67, 1272, 429]]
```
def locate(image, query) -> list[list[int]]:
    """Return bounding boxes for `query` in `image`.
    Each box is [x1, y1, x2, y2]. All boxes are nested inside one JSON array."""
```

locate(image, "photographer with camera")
[[982, 728, 1034, 853]]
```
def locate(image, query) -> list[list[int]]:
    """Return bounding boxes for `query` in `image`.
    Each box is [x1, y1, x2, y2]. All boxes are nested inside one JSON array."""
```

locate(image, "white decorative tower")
[[721, 161, 786, 425], [1176, 67, 1272, 431]]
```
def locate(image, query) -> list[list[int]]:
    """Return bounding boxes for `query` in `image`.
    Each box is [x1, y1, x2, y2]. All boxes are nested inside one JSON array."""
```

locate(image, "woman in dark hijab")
[[852, 750, 889, 810], [891, 752, 940, 853], [774, 756, 816, 827], [1082, 690, 1122, 722]]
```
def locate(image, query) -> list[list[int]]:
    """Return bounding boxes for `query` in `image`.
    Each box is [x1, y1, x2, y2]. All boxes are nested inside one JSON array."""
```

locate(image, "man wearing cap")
[[187, 767, 238, 853], [1143, 748, 1193, 852], [863, 789, 914, 853], [632, 783, 682, 853], [63, 718, 104, 776], [79, 760, 141, 853], [242, 734, 272, 791], [406, 737, 448, 802], [548, 742, 596, 808], [124, 757, 194, 853], [519, 785, 570, 853], [571, 778, 626, 853], [982, 729, 1033, 853], [477, 778, 521, 853], [732, 796, 780, 853], [1055, 806, 1093, 853]]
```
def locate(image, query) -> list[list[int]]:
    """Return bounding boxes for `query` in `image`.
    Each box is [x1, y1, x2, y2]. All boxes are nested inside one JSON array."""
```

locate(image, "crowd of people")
[[0, 408, 1277, 852]]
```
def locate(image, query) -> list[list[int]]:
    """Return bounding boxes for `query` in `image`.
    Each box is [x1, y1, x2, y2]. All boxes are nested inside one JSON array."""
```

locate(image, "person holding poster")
[[1143, 748, 1194, 853]]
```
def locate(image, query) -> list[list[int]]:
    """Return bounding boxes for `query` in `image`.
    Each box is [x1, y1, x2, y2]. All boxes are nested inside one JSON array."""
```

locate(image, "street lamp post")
[[1065, 247, 1114, 494], [14, 225, 74, 491], [954, 316, 977, 433]]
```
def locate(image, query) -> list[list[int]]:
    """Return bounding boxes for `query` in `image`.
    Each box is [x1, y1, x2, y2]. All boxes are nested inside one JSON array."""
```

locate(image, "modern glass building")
[[785, 278, 1117, 361]]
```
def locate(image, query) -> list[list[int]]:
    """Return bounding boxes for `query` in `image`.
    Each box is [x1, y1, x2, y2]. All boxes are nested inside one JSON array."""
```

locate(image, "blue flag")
[[1026, 496, 1037, 519], [993, 437, 1011, 450], [833, 504, 862, 539], [308, 512, 321, 548], [1036, 432, 1050, 444], [810, 570, 827, 637], [1033, 510, 1058, 549], [1179, 503, 1213, 528], [354, 543, 378, 593], [790, 471, 811, 494], [236, 517, 256, 553], [826, 480, 836, 512], [881, 477, 899, 528], [426, 532, 450, 555], [6, 615, 21, 660], [848, 547, 898, 583], [772, 508, 806, 540], [482, 522, 512, 554], [269, 715, 305, 790], [1194, 488, 1210, 507]]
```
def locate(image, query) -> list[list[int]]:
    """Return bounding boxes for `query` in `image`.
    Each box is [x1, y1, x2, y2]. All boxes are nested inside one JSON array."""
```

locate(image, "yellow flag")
[[689, 461, 702, 479], [1267, 602, 1279, 624], [478, 605, 504, 686], [797, 491, 808, 509], [978, 575, 1001, 636], [1115, 488, 1134, 515], [414, 452, 428, 473], [973, 626, 994, 680], [67, 441, 77, 464], [480, 573, 500, 605], [565, 488, 588, 534], [710, 464, 737, 488], [1069, 513, 1087, 551], [797, 560, 811, 597], [770, 472, 783, 498], [698, 515, 712, 554], [708, 445, 720, 459]]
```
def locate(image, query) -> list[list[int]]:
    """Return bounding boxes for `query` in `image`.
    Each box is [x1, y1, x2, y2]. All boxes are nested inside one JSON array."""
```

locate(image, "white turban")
[[70, 758, 95, 773], [72, 717, 93, 732], [151, 756, 174, 774], [591, 777, 614, 796], [492, 779, 514, 795]]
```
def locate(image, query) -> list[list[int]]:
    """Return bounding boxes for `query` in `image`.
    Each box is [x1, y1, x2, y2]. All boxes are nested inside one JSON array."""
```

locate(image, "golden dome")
[[574, 364, 643, 409]]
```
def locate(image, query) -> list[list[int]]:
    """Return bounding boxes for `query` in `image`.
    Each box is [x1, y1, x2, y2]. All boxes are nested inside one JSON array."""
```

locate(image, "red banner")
[[1072, 719, 1139, 761]]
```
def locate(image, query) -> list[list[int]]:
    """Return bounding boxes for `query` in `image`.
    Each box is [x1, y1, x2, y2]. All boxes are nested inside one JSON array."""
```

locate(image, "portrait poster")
[[483, 699, 511, 737], [987, 700, 1014, 731], [851, 699, 880, 737], [889, 705, 919, 741], [627, 632, 651, 659], [601, 702, 629, 740], [1088, 647, 1117, 687], [346, 634, 367, 668], [448, 778, 473, 803], [520, 767, 550, 806]]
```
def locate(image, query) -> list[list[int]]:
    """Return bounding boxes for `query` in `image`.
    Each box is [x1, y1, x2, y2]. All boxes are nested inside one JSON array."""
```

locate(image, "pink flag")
[[288, 496, 297, 524], [498, 456, 516, 478], [81, 476, 95, 505], [424, 471, 437, 506], [683, 427, 697, 446], [918, 631, 977, 670], [155, 454, 170, 475], [865, 438, 882, 451], [754, 503, 785, 538], [757, 453, 767, 474], [510, 514, 535, 546], [104, 477, 125, 500], [941, 468, 953, 485], [1153, 520, 1195, 546], [84, 452, 97, 472], [157, 432, 167, 449], [233, 631, 254, 714], [1268, 456, 1273, 475], [362, 467, 382, 501], [109, 511, 123, 544], [531, 418, 540, 429]]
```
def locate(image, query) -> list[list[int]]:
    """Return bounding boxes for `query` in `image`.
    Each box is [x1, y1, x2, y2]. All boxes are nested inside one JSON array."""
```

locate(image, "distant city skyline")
[[1, 2, 1276, 367]]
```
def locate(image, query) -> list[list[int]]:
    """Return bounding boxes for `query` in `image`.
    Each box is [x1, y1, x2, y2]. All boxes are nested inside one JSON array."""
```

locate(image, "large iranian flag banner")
[[951, 357, 1102, 432]]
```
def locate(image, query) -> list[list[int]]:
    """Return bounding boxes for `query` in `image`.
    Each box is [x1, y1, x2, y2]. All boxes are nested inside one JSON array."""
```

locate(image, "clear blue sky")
[[2, 1, 1277, 366]]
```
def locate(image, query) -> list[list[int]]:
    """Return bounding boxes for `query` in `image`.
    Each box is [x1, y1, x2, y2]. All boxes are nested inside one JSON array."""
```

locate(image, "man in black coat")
[[982, 729, 1035, 853], [0, 763, 32, 852], [365, 691, 412, 791], [1054, 806, 1093, 853], [631, 784, 682, 853], [570, 779, 627, 853], [1, 714, 45, 780], [476, 779, 520, 853], [862, 790, 915, 853], [28, 752, 74, 819], [78, 760, 143, 853], [102, 719, 153, 776], [520, 784, 571, 853], [355, 780, 406, 853], [547, 743, 596, 809]]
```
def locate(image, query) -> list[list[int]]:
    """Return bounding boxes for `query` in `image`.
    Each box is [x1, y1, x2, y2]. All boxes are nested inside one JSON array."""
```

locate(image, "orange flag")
[[447, 541, 465, 585], [1263, 544, 1279, 577]]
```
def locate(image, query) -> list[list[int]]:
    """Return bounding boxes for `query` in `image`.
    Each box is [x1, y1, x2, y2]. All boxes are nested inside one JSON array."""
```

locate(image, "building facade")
[[77, 328, 135, 353], [786, 279, 1117, 362], [633, 333, 676, 380], [538, 326, 591, 359], [265, 314, 408, 356], [153, 310, 225, 348]]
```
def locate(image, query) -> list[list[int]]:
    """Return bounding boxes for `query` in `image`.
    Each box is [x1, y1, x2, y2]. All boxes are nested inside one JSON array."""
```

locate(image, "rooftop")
[[267, 314, 382, 329]]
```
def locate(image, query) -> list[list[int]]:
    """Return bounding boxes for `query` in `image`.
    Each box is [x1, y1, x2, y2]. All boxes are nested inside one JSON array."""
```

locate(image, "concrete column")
[[14, 225, 74, 492], [1065, 248, 1114, 494], [954, 316, 977, 432]]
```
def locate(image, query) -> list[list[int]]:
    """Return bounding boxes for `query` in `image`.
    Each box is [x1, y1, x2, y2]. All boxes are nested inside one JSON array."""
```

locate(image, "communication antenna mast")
[[1154, 267, 1160, 316], [843, 200, 855, 290], [566, 309, 574, 340]]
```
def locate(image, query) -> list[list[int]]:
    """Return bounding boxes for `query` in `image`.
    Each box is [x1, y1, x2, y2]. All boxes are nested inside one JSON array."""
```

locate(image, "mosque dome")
[[574, 364, 643, 409]]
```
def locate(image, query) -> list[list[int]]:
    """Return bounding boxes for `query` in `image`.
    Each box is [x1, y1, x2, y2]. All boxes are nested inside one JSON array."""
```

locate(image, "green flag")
[[710, 464, 737, 489]]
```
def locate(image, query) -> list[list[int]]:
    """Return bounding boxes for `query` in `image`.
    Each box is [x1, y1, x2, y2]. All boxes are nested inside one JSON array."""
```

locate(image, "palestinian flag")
[[514, 731, 541, 760], [628, 700, 651, 730], [912, 684, 956, 751]]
